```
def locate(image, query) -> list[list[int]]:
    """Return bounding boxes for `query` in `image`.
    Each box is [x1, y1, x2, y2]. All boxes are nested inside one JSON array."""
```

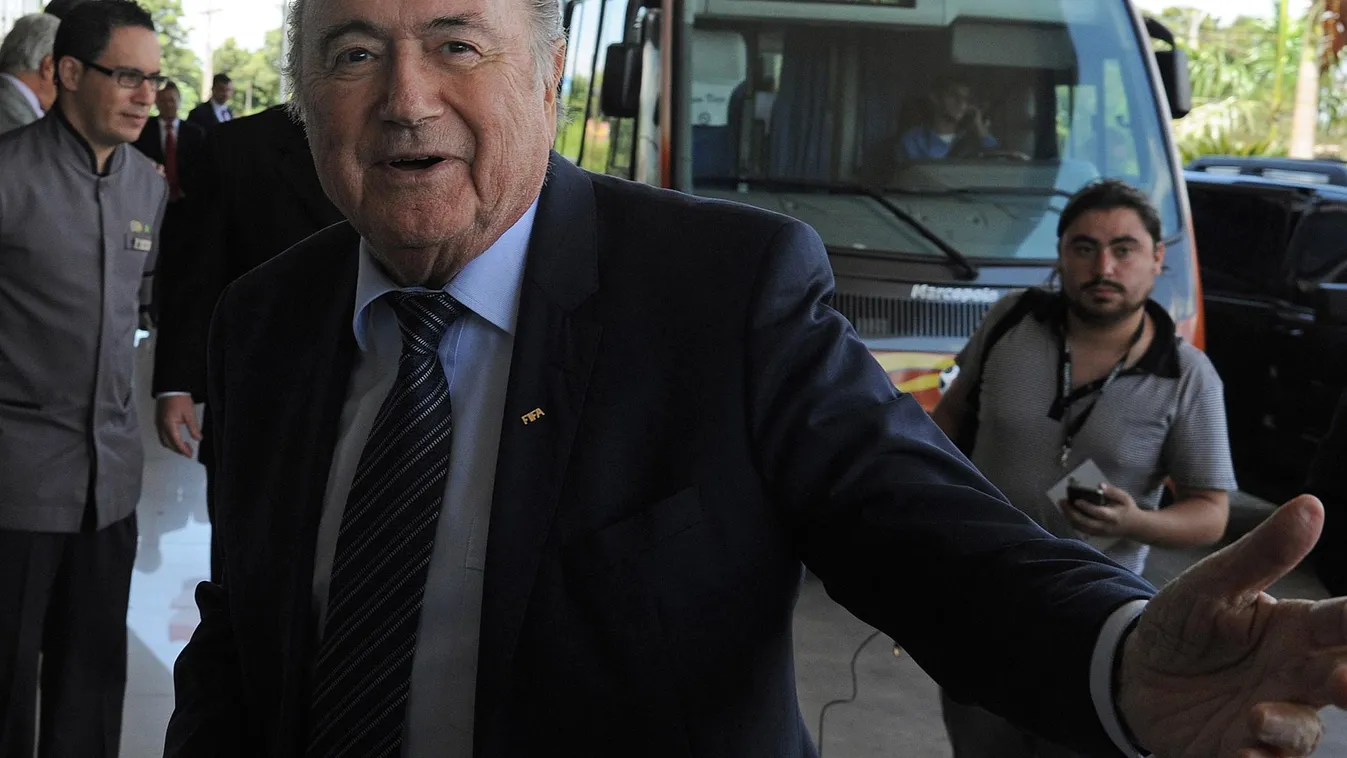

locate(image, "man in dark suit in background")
[[164, 0, 1347, 755], [185, 72, 232, 131], [152, 103, 342, 581], [133, 79, 204, 324]]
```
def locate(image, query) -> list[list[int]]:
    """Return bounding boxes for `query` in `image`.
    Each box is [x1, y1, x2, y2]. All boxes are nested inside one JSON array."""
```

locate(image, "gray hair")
[[0, 13, 60, 76], [284, 0, 567, 123]]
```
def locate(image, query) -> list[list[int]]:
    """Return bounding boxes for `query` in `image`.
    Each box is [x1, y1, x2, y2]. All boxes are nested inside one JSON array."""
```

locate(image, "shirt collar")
[[2, 73, 43, 118], [1030, 292, 1181, 379], [352, 198, 538, 351]]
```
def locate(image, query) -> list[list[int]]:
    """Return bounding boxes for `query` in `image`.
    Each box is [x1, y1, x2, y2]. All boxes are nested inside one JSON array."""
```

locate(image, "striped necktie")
[[306, 290, 464, 757]]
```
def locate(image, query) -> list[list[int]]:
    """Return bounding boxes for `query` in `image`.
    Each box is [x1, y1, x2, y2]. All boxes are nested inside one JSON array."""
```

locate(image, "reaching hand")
[[1117, 496, 1347, 757]]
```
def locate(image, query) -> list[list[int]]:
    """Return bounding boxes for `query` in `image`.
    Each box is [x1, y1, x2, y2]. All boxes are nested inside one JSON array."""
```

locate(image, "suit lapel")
[[474, 155, 602, 754], [274, 227, 361, 751]]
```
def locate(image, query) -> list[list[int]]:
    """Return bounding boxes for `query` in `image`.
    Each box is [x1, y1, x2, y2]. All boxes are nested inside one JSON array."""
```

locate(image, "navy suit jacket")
[[164, 153, 1154, 757], [187, 101, 232, 131]]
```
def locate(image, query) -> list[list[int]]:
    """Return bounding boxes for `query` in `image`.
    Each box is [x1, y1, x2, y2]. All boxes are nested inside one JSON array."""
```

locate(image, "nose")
[[1095, 250, 1120, 280], [382, 46, 444, 127], [131, 80, 156, 105]]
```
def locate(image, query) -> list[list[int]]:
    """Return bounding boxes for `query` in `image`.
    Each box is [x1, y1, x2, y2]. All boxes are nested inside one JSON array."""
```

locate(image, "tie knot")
[[387, 291, 464, 357]]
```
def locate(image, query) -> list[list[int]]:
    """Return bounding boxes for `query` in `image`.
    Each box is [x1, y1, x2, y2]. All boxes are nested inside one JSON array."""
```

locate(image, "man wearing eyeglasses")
[[0, 2, 166, 755]]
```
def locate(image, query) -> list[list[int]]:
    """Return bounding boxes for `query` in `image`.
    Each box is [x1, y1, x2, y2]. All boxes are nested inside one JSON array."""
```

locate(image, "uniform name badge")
[[126, 234, 153, 253]]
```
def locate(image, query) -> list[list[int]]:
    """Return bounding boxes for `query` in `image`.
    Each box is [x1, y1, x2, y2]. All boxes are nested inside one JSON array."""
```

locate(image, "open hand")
[[1117, 496, 1347, 757]]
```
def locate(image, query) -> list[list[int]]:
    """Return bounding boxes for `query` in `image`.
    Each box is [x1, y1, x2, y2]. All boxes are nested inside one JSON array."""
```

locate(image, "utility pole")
[[200, 5, 222, 104]]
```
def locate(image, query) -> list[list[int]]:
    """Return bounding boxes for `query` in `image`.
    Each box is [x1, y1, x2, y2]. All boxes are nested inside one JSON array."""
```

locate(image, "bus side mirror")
[[1155, 47, 1192, 119], [1146, 18, 1193, 119], [600, 42, 643, 119]]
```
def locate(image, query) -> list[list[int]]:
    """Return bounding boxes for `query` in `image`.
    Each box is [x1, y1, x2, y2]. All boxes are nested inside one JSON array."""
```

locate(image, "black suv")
[[1185, 167, 1347, 503]]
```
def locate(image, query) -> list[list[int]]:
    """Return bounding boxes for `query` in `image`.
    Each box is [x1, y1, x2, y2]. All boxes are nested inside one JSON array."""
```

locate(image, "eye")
[[335, 48, 374, 67], [440, 40, 477, 56]]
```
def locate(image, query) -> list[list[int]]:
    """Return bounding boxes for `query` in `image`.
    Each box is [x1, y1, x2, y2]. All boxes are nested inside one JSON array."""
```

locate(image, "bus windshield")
[[686, 1, 1181, 262]]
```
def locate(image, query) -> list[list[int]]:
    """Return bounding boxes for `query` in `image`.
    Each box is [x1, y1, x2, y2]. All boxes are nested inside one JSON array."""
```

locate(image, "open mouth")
[[387, 156, 447, 171]]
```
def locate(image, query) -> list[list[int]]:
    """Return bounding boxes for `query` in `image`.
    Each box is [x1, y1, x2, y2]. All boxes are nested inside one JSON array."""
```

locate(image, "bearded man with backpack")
[[930, 179, 1238, 758]]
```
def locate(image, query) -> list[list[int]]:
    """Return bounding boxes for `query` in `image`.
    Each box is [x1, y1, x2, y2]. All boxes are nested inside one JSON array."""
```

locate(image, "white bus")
[[557, 0, 1200, 410]]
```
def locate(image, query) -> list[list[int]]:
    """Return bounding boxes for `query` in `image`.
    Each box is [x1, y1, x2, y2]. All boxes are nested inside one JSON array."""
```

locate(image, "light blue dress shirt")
[[311, 199, 537, 757]]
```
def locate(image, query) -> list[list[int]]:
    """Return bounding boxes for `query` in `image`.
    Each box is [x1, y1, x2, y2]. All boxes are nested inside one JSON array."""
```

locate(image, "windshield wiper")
[[887, 185, 1076, 203], [696, 176, 979, 280]]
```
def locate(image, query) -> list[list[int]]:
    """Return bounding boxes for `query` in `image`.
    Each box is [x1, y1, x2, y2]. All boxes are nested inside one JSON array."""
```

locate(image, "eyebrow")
[[317, 14, 494, 57], [1066, 234, 1141, 247]]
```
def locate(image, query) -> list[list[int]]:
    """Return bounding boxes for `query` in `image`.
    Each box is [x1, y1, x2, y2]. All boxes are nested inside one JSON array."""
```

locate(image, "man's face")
[[60, 25, 161, 147], [300, 0, 563, 285], [156, 87, 181, 121], [212, 79, 234, 104], [1058, 207, 1165, 326], [938, 84, 971, 124]]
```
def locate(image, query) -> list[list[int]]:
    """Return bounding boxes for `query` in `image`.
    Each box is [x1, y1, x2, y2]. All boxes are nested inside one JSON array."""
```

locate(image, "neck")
[[933, 116, 957, 134], [56, 100, 115, 173], [11, 70, 41, 94]]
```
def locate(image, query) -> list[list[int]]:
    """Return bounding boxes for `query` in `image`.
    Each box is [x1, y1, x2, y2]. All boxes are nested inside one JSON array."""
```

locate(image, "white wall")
[[1, 0, 45, 42]]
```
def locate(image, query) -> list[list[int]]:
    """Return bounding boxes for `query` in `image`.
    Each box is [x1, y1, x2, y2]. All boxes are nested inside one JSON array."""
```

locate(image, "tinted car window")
[[1289, 207, 1347, 281], [1189, 184, 1295, 295]]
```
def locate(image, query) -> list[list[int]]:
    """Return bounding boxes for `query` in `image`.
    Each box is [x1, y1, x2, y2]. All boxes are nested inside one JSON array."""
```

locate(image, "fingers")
[[1310, 598, 1347, 648], [1195, 496, 1324, 603], [156, 412, 194, 457], [187, 409, 203, 442], [1250, 702, 1324, 757]]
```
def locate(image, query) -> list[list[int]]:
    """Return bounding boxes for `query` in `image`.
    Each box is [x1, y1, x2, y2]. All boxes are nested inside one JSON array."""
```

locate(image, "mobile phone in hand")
[[1067, 481, 1110, 507]]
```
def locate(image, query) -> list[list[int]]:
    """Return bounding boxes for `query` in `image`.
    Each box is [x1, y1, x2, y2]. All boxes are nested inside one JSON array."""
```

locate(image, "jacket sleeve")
[[744, 219, 1154, 756], [163, 284, 245, 756], [152, 129, 229, 400]]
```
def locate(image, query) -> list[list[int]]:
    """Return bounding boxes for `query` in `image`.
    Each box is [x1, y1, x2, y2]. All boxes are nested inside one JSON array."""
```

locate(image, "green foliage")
[[1157, 4, 1347, 159], [212, 30, 283, 116], [139, 0, 203, 110]]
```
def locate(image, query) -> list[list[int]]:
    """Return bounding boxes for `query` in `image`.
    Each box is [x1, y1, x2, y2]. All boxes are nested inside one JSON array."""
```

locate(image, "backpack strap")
[[955, 288, 1054, 453]]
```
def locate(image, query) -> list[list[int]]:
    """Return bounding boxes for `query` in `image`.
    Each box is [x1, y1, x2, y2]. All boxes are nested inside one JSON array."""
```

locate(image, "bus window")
[[686, 3, 1184, 263], [555, 0, 635, 176]]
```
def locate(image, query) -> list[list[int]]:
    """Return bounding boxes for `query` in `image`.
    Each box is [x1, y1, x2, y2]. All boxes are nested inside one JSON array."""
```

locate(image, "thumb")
[[1192, 496, 1323, 604]]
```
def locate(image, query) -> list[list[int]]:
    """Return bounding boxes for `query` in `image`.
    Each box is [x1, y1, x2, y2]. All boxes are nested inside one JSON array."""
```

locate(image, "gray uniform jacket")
[[0, 110, 167, 532], [0, 75, 40, 137]]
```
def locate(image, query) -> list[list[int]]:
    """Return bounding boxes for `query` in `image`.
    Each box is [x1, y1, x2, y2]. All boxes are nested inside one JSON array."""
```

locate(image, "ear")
[[1154, 240, 1167, 274], [549, 39, 566, 98], [40, 54, 56, 82], [57, 56, 82, 91]]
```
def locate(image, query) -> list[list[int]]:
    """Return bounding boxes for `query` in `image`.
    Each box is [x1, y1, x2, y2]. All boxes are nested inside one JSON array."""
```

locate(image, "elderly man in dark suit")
[[152, 103, 343, 581], [163, 0, 1347, 755]]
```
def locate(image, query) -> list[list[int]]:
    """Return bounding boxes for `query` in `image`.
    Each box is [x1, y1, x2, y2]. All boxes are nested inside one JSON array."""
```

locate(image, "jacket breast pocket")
[[562, 485, 704, 581]]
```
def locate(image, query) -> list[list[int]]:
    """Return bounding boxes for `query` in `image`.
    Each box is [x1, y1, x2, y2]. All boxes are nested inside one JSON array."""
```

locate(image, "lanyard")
[[1049, 314, 1146, 467]]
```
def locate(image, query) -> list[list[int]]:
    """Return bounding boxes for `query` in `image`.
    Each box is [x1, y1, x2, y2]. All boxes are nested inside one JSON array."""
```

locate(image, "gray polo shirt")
[[958, 289, 1238, 574]]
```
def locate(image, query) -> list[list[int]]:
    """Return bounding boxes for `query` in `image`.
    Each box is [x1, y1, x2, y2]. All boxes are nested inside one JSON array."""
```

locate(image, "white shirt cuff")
[[156, 391, 193, 398], [1091, 598, 1150, 757]]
